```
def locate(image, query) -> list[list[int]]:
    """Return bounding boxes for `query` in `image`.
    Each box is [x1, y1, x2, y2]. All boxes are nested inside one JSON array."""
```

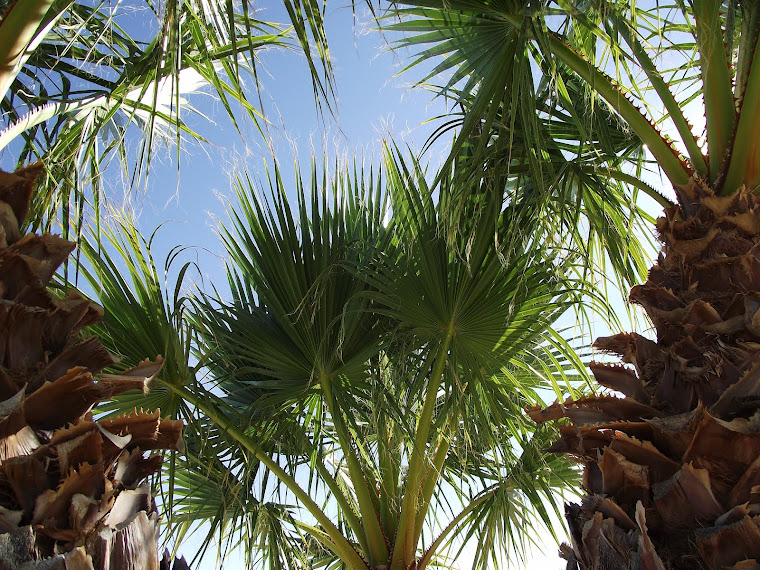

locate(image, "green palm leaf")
[[197, 161, 389, 402], [1, 0, 335, 239]]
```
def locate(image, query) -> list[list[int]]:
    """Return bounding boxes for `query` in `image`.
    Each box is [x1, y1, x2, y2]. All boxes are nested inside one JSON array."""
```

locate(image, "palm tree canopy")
[[12, 0, 690, 566], [191, 147, 591, 568], [78, 137, 615, 567], [381, 0, 675, 295]]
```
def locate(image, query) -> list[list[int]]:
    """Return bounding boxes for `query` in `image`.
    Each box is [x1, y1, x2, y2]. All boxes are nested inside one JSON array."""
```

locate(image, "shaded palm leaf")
[[196, 161, 389, 408]]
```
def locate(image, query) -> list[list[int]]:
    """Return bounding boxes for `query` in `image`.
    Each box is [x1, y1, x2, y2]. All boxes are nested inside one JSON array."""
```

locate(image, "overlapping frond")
[[384, 3, 662, 293], [0, 0, 335, 239], [197, 161, 389, 406]]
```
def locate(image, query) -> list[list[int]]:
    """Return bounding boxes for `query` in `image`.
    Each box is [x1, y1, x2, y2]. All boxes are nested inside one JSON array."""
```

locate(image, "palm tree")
[[388, 0, 760, 567], [192, 151, 582, 569], [0, 0, 333, 236], [0, 164, 183, 568], [81, 124, 651, 568], [0, 2, 335, 568]]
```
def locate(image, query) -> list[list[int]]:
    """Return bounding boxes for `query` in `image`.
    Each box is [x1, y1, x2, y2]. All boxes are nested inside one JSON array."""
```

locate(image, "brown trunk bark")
[[530, 179, 760, 569], [0, 166, 182, 569]]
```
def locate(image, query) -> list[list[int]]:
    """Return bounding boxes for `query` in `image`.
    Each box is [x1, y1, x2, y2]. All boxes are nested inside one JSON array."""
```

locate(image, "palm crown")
[[87, 141, 615, 568], [47, 1, 655, 567]]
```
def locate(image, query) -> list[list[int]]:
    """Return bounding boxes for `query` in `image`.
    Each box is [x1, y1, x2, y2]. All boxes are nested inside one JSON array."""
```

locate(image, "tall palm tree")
[[389, 0, 760, 567], [80, 140, 638, 568], [0, 0, 333, 236]]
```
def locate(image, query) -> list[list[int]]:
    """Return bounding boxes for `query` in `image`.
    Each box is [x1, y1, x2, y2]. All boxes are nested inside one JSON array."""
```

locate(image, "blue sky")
[[129, 3, 450, 287]]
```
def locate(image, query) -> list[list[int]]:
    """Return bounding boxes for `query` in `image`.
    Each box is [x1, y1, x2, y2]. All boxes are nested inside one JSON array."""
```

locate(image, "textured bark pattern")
[[0, 165, 182, 569], [530, 179, 760, 570]]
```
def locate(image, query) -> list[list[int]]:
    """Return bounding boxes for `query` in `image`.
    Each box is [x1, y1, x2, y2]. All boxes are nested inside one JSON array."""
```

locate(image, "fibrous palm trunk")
[[530, 179, 760, 569], [0, 165, 182, 569]]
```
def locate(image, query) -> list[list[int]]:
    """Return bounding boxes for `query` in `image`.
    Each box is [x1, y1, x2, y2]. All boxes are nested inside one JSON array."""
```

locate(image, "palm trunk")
[[0, 165, 182, 569], [530, 178, 760, 569]]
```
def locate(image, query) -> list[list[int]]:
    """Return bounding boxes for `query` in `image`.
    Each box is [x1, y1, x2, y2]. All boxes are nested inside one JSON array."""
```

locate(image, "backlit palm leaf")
[[0, 0, 334, 239]]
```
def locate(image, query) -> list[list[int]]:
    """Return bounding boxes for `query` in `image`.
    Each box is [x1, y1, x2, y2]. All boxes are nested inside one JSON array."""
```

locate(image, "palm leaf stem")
[[736, 0, 760, 97], [162, 381, 370, 569], [0, 0, 57, 101], [377, 412, 402, 542], [320, 373, 389, 565], [165, 449, 179, 537], [292, 519, 349, 564], [580, 167, 674, 208], [313, 456, 370, 556], [542, 29, 692, 188], [693, 0, 735, 183], [390, 329, 455, 570], [413, 421, 453, 545], [722, 34, 760, 193]]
